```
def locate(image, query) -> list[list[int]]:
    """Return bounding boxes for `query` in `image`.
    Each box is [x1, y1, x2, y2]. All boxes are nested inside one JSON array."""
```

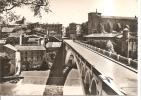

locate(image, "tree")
[[106, 40, 115, 53], [97, 23, 105, 33], [107, 21, 113, 33], [0, 0, 50, 17], [81, 22, 88, 36], [115, 23, 122, 32], [0, 11, 21, 24]]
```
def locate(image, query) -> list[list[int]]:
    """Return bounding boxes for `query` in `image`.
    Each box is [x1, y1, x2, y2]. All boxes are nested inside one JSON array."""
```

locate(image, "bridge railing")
[[74, 40, 137, 70]]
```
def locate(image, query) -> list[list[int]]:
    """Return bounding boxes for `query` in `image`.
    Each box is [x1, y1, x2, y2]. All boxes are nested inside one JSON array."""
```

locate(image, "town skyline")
[[5, 0, 137, 27]]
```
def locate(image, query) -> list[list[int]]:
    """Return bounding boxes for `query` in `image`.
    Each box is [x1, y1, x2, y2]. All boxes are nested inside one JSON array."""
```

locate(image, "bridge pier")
[[46, 43, 66, 85]]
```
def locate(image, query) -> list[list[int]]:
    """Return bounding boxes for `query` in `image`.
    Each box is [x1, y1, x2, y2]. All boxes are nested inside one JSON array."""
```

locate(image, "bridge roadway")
[[64, 40, 137, 95]]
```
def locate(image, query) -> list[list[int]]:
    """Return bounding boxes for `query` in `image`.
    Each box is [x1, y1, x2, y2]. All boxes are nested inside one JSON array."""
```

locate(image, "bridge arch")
[[63, 45, 102, 95], [89, 77, 97, 95], [83, 70, 92, 94], [84, 70, 92, 86], [81, 63, 87, 79], [89, 73, 103, 95], [64, 45, 104, 95]]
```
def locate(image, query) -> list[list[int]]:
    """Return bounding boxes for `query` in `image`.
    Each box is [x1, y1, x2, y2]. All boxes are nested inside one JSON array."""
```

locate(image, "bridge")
[[63, 39, 137, 95], [0, 37, 137, 96]]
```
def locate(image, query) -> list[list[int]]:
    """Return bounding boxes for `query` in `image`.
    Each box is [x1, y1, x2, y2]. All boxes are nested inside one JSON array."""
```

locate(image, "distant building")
[[66, 23, 81, 39], [46, 24, 62, 36], [27, 23, 62, 38], [88, 12, 102, 34], [1, 27, 14, 33], [88, 11, 137, 34], [15, 17, 26, 25], [81, 22, 88, 36], [65, 27, 70, 37], [84, 33, 117, 50], [62, 26, 66, 37], [0, 26, 14, 38], [28, 23, 62, 34], [4, 44, 46, 75], [84, 30, 137, 59], [84, 33, 117, 41], [0, 24, 27, 38]]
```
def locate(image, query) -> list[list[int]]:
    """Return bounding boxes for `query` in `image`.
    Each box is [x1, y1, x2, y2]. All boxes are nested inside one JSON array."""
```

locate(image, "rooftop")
[[88, 11, 137, 20], [0, 39, 6, 44], [2, 27, 14, 33], [15, 45, 46, 51], [102, 16, 137, 20], [46, 42, 62, 48], [9, 32, 22, 37], [84, 33, 118, 38], [4, 44, 46, 51]]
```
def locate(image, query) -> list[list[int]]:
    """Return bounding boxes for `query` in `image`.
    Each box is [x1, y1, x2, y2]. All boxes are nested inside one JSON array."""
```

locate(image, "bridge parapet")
[[74, 40, 137, 70]]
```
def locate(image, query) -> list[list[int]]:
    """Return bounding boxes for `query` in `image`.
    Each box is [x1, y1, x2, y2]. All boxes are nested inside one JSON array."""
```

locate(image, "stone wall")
[[88, 12, 137, 34]]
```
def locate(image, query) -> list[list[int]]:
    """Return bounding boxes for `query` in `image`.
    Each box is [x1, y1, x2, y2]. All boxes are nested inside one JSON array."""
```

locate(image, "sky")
[[12, 0, 138, 26]]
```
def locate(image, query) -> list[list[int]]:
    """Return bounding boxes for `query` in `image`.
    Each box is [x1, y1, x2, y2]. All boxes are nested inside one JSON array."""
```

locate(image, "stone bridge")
[[63, 40, 137, 96]]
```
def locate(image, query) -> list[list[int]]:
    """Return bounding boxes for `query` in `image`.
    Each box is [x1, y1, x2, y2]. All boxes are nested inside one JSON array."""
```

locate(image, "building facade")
[[85, 11, 138, 59], [4, 44, 46, 75], [66, 23, 81, 39], [88, 12, 137, 34], [46, 24, 62, 36], [84, 34, 117, 51], [27, 23, 62, 38]]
